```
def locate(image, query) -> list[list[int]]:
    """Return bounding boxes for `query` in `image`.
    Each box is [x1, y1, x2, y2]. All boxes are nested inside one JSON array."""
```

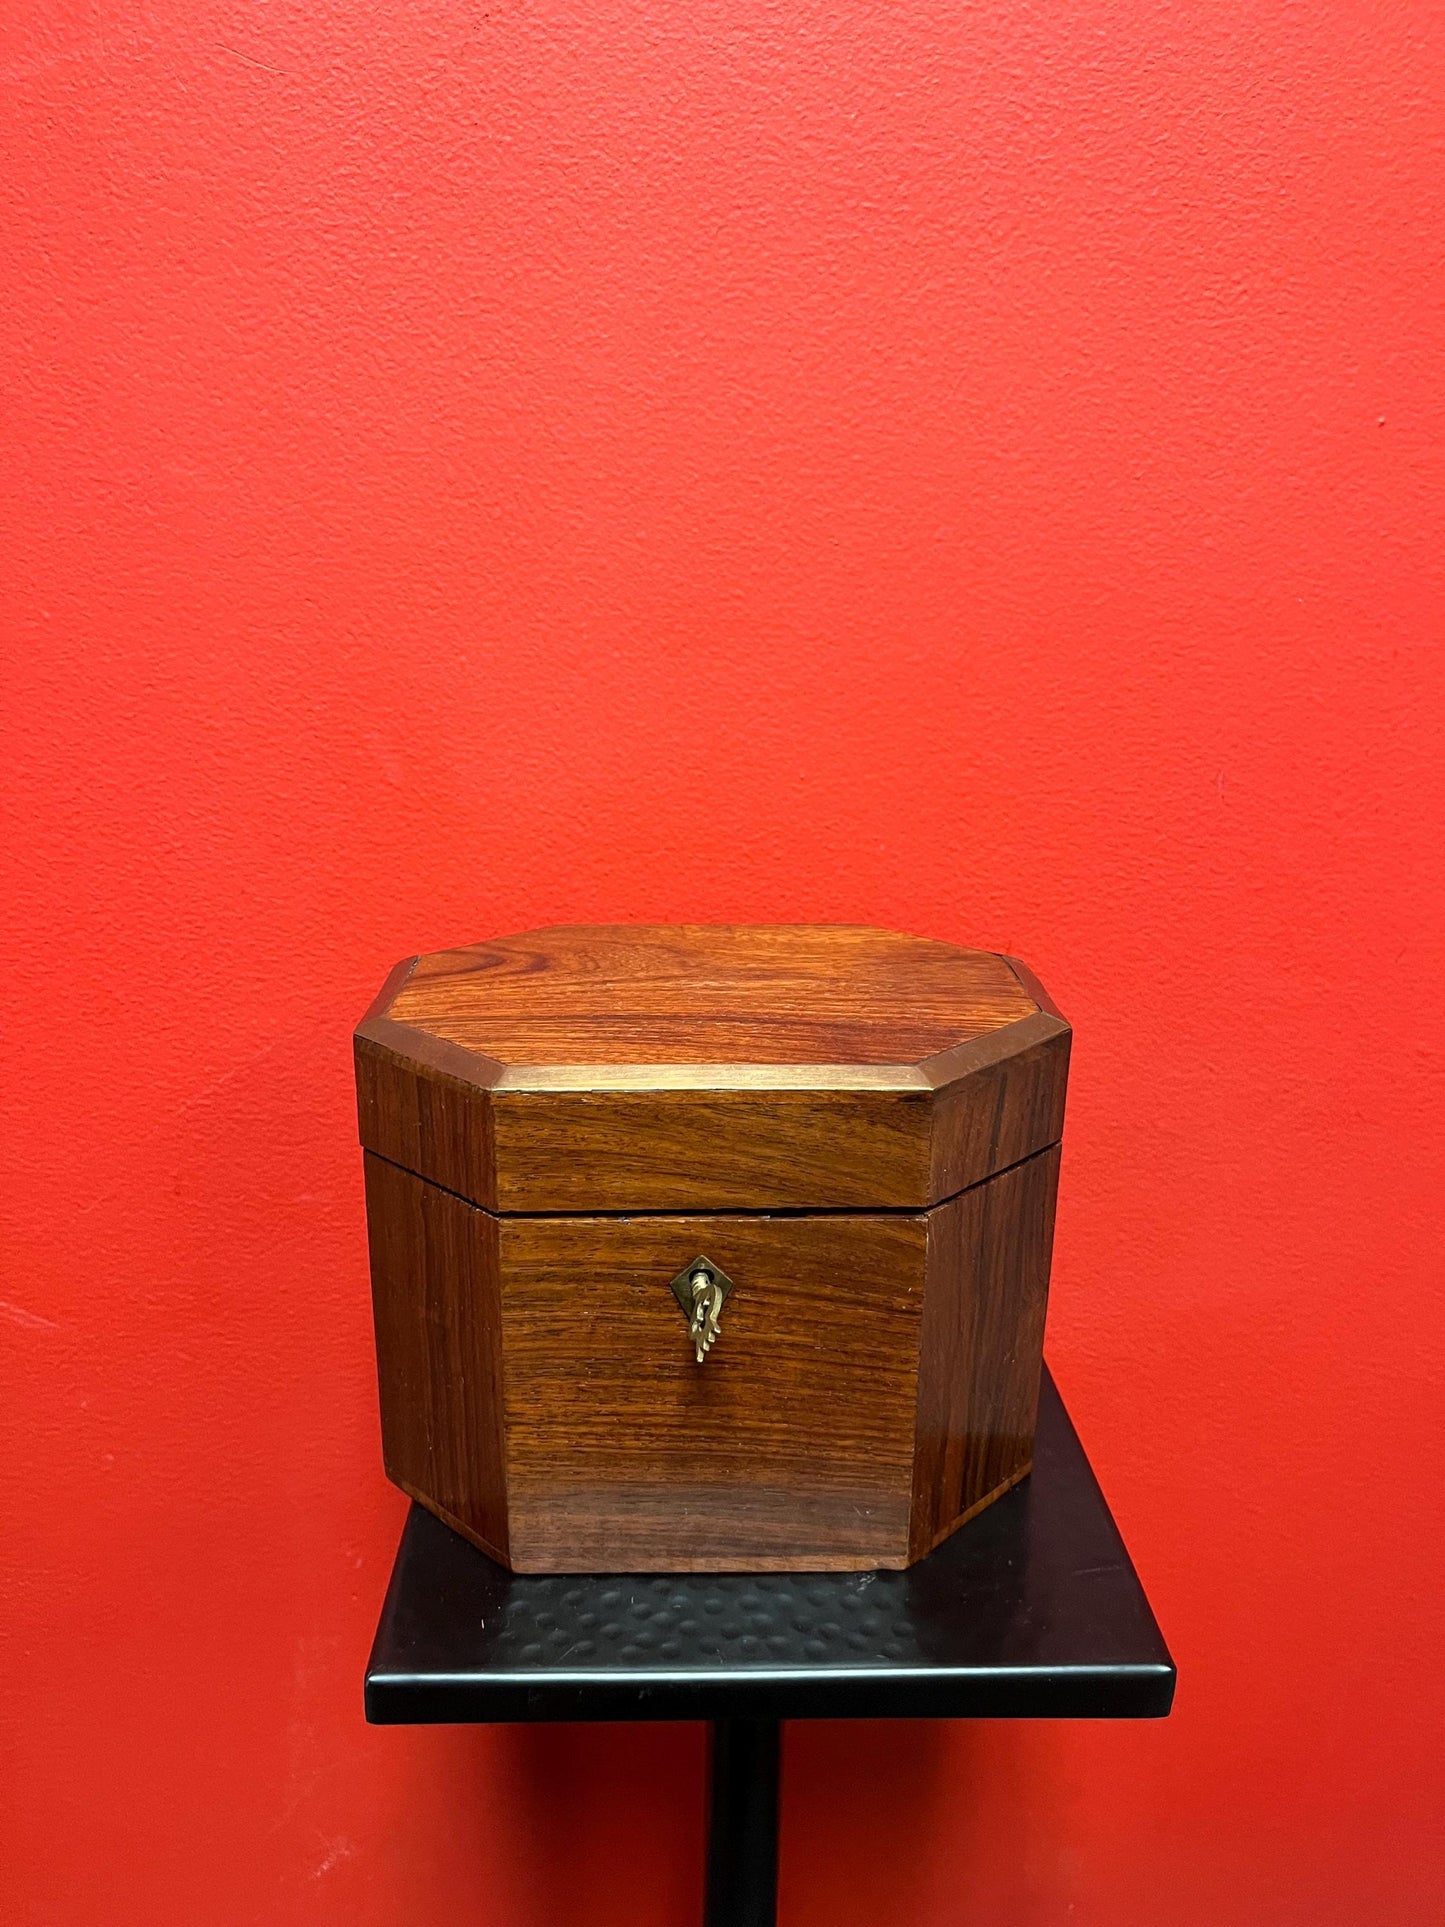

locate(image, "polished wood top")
[[381, 924, 1038, 1074], [356, 925, 1067, 1210]]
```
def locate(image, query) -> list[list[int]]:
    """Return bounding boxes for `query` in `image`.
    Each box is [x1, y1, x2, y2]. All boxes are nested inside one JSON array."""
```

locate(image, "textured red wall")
[[4, 3, 1442, 1921]]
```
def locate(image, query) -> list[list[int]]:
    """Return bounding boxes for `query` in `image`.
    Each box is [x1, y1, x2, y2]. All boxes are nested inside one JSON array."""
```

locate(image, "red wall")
[[5, 4, 1442, 1921]]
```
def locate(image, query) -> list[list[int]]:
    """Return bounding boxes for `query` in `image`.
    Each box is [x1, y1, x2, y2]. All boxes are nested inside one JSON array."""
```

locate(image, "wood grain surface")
[[924, 1012, 1071, 1201], [355, 925, 1069, 1211], [386, 924, 1038, 1067], [363, 1153, 510, 1563], [496, 1210, 928, 1570], [909, 1143, 1061, 1560], [362, 1147, 1065, 1571], [488, 1085, 937, 1212]]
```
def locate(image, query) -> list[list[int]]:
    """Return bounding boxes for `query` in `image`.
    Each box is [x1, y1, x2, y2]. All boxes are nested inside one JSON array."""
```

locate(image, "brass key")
[[669, 1255, 735, 1363], [689, 1270, 722, 1363]]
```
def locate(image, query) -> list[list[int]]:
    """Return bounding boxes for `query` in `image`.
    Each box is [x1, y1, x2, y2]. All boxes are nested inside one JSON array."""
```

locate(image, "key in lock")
[[668, 1256, 735, 1364]]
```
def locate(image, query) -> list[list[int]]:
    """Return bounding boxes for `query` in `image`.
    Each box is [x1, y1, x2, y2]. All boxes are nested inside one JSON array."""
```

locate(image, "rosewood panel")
[[389, 924, 1038, 1066], [496, 1212, 928, 1571], [923, 1013, 1070, 1202], [355, 1029, 498, 1206], [363, 1153, 510, 1562], [489, 1086, 935, 1213], [909, 1143, 1061, 1560]]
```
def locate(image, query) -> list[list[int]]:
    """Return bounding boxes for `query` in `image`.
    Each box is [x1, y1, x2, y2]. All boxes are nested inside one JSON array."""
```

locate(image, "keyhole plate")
[[668, 1255, 735, 1362]]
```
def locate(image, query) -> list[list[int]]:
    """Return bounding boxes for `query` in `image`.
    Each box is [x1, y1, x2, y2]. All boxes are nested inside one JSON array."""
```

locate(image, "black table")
[[366, 1368, 1174, 1925]]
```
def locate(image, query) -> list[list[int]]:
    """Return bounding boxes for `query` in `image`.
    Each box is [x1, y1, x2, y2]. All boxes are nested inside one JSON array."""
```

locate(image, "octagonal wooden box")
[[355, 925, 1069, 1573]]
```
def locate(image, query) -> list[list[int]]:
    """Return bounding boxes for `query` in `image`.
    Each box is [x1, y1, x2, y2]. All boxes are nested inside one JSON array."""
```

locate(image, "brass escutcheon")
[[668, 1255, 734, 1364]]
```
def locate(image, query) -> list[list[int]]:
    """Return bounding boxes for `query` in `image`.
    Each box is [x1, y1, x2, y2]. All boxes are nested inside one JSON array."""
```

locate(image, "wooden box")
[[355, 924, 1069, 1572]]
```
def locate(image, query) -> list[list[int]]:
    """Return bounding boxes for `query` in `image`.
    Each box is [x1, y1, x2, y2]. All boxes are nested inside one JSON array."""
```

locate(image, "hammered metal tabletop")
[[364, 1368, 1174, 1724]]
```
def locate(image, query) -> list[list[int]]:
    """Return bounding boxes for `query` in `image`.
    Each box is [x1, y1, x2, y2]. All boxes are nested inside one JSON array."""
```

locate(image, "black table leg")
[[704, 1717, 781, 1927]]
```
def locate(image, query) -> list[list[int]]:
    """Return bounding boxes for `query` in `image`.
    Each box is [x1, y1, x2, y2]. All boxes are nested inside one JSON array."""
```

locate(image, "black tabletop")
[[365, 1367, 1174, 1724]]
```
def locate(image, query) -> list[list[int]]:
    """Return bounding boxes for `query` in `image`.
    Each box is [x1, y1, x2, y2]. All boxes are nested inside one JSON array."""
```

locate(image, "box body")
[[356, 925, 1069, 1572]]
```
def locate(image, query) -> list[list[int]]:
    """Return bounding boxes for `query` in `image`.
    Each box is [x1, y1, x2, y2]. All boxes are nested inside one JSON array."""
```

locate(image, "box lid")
[[354, 924, 1069, 1213]]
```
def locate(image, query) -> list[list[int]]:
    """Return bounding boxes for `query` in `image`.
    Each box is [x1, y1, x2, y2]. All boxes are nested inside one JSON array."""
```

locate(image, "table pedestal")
[[706, 1718, 781, 1927]]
